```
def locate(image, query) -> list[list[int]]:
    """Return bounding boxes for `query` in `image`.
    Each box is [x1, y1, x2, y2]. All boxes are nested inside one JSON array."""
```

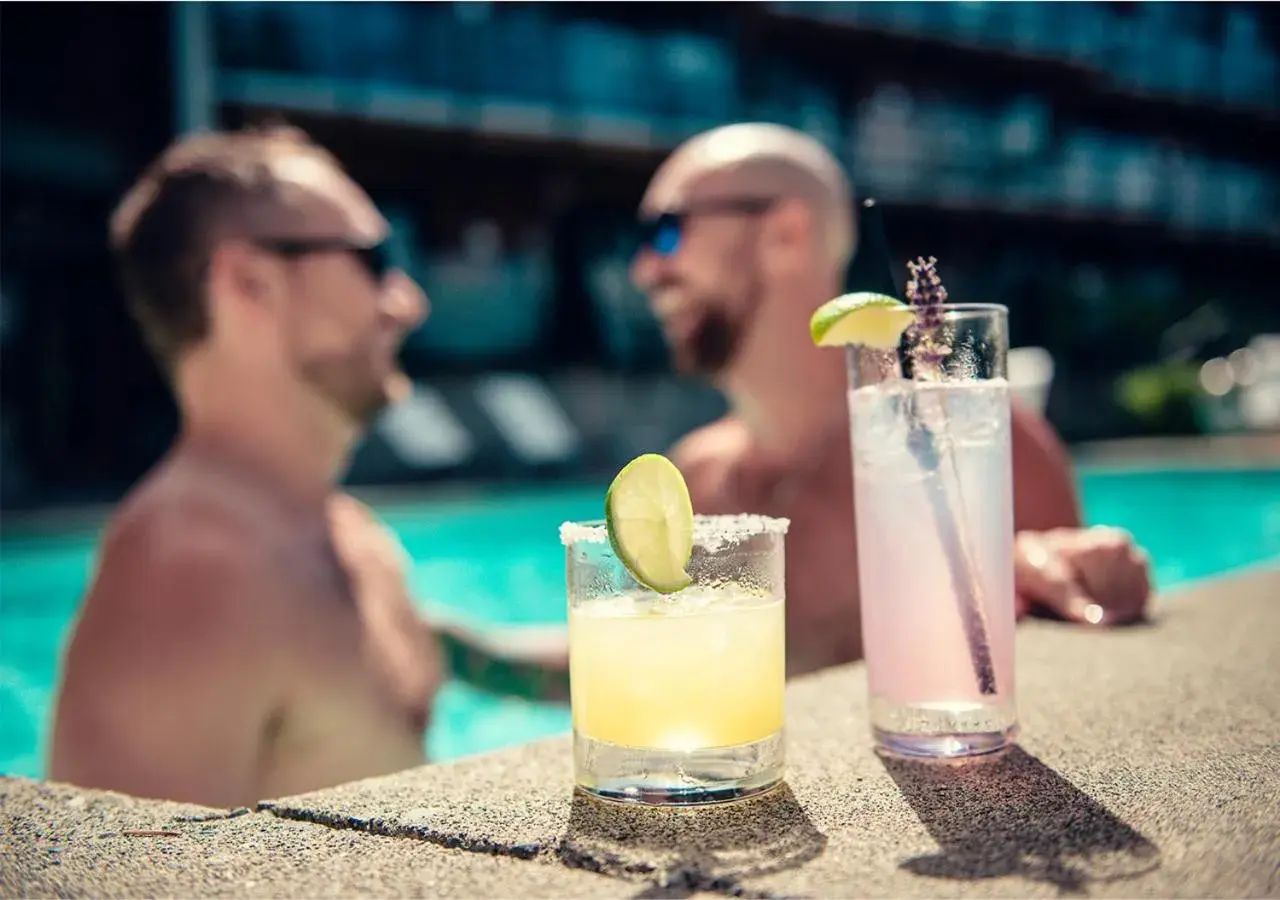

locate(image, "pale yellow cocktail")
[[562, 507, 789, 806], [569, 587, 784, 750]]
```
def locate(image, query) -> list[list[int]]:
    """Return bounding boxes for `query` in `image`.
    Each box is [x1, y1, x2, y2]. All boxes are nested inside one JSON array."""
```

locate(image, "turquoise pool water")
[[2, 467, 1277, 779]]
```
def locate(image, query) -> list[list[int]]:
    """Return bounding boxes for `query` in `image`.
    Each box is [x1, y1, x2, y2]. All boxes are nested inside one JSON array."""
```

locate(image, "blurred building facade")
[[2, 2, 1278, 510]]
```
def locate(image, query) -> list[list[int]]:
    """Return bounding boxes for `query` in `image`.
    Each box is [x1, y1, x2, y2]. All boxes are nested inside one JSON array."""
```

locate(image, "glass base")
[[874, 725, 1017, 759], [574, 730, 784, 806], [871, 698, 1018, 760]]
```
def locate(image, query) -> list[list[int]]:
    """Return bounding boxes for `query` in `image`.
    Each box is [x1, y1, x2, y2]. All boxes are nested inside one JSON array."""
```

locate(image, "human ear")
[[760, 198, 814, 275], [206, 240, 289, 336], [209, 240, 289, 304]]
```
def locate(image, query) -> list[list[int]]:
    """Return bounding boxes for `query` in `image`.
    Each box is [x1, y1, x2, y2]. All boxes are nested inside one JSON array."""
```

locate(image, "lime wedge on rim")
[[604, 453, 694, 594], [810, 292, 917, 350]]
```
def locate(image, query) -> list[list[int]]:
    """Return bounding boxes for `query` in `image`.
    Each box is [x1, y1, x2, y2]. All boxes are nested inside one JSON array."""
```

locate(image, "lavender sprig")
[[899, 255, 999, 697], [906, 256, 952, 377]]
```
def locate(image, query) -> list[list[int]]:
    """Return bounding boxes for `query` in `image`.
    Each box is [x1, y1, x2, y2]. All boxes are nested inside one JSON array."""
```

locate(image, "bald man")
[[631, 123, 1151, 676]]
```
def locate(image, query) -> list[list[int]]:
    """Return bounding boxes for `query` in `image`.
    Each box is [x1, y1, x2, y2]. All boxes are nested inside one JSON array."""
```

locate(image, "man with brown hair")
[[631, 123, 1152, 677], [50, 127, 567, 810]]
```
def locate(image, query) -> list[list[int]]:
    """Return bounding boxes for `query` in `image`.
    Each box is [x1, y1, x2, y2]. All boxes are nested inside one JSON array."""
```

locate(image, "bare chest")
[[718, 451, 863, 672], [266, 540, 441, 782], [779, 473, 862, 629]]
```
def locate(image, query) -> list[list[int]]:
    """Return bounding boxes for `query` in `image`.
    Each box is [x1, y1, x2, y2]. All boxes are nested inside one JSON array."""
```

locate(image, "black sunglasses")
[[637, 197, 777, 257], [255, 237, 396, 283]]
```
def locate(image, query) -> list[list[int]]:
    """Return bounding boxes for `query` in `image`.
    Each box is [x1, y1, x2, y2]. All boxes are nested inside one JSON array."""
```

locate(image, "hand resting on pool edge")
[[1014, 527, 1152, 627]]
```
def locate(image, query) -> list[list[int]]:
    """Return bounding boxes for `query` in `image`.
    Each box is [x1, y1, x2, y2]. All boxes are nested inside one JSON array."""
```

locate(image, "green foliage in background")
[[1115, 361, 1202, 433]]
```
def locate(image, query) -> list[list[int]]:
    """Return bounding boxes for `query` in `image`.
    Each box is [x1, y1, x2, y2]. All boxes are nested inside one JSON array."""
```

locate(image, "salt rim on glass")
[[560, 514, 791, 554]]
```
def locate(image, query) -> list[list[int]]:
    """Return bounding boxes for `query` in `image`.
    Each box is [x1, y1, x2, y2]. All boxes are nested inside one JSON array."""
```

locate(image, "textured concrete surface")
[[0, 780, 630, 899], [4, 566, 1278, 899]]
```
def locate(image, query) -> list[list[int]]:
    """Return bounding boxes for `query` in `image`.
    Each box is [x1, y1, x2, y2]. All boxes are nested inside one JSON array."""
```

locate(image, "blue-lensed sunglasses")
[[637, 197, 777, 258], [638, 213, 685, 257]]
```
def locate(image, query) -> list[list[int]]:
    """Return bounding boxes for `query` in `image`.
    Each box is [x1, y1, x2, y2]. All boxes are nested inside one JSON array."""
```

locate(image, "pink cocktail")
[[849, 302, 1019, 758]]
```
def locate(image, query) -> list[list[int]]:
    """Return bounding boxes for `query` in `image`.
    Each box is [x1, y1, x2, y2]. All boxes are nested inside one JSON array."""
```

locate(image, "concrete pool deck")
[[4, 566, 1278, 899]]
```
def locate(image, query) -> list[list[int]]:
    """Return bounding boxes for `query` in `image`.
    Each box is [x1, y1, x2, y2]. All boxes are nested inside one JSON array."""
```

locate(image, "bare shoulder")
[[1009, 399, 1082, 531], [69, 474, 283, 681], [1010, 400, 1069, 459], [50, 471, 289, 803], [668, 417, 750, 514], [326, 491, 410, 576], [327, 492, 397, 543], [95, 479, 275, 619]]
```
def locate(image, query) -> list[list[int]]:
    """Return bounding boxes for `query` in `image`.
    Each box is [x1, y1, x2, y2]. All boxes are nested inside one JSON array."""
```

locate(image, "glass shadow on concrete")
[[558, 782, 826, 898], [881, 745, 1161, 894]]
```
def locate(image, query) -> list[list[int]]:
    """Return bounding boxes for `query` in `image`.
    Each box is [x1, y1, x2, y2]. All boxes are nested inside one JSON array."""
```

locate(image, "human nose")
[[630, 246, 660, 295], [384, 270, 429, 330]]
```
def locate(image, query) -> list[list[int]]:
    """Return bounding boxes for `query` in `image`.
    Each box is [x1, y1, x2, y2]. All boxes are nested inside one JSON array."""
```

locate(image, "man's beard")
[[670, 281, 762, 378], [674, 307, 739, 376], [300, 356, 396, 429]]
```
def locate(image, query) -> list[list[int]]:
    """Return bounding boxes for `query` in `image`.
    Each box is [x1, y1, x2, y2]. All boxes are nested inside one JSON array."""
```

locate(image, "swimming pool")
[[2, 466, 1277, 780]]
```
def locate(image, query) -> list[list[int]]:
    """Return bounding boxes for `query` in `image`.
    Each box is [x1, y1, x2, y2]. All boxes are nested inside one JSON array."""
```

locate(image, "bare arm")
[[49, 518, 281, 809], [669, 421, 741, 515], [1006, 405, 1152, 625], [1010, 401, 1083, 533]]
